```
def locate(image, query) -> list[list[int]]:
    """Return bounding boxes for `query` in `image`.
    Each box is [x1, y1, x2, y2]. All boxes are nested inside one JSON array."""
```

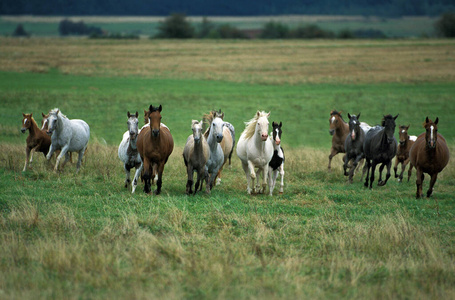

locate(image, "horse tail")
[[225, 122, 236, 165]]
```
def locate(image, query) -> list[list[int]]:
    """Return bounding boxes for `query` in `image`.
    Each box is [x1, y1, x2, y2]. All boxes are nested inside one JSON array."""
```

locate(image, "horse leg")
[[46, 143, 57, 162], [349, 155, 362, 184], [377, 163, 386, 185], [247, 160, 257, 193], [23, 146, 31, 172], [393, 158, 399, 179], [54, 145, 70, 172], [75, 146, 87, 173], [124, 164, 131, 188], [279, 164, 285, 194], [382, 161, 393, 186], [369, 162, 377, 189], [426, 173, 438, 198], [328, 148, 338, 172], [61, 152, 71, 170], [186, 164, 194, 195], [399, 158, 410, 183], [343, 154, 350, 176], [407, 163, 413, 182], [132, 162, 143, 194], [154, 162, 166, 195], [363, 159, 371, 188], [260, 166, 268, 194], [216, 165, 224, 186], [241, 162, 252, 194], [142, 159, 152, 194], [415, 168, 424, 198]]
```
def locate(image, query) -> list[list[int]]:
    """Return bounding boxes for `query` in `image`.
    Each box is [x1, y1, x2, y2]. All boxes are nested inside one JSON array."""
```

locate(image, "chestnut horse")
[[21, 113, 51, 171], [328, 110, 349, 171], [393, 125, 417, 182], [137, 105, 174, 195], [409, 117, 449, 198]]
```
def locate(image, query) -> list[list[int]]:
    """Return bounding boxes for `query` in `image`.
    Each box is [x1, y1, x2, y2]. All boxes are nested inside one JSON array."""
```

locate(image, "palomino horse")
[[394, 125, 417, 182], [203, 109, 235, 186], [202, 111, 225, 193], [46, 108, 90, 173], [328, 110, 349, 171], [237, 111, 274, 194], [409, 117, 450, 198], [343, 113, 365, 183], [21, 113, 51, 171], [268, 121, 285, 195], [137, 105, 174, 195], [183, 120, 210, 195], [118, 111, 143, 193], [363, 114, 398, 188]]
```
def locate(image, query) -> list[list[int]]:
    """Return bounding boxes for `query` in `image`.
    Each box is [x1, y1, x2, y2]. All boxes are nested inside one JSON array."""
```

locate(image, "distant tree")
[[215, 24, 247, 39], [197, 17, 216, 38], [435, 12, 455, 37], [290, 24, 334, 39], [338, 29, 355, 39], [13, 24, 29, 37], [260, 21, 290, 39], [155, 13, 195, 38], [58, 19, 102, 36]]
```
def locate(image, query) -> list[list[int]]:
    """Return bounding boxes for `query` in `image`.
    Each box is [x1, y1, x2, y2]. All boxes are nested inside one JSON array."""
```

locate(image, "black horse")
[[363, 114, 398, 189], [343, 113, 365, 183]]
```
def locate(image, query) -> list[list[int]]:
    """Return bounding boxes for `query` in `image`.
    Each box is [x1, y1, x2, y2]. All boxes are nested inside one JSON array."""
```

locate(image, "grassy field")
[[0, 38, 454, 299], [0, 15, 441, 37]]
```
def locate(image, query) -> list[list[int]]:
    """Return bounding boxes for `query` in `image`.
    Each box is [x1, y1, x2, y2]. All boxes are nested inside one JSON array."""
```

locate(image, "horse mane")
[[330, 110, 344, 121], [49, 108, 67, 119], [242, 111, 269, 140]]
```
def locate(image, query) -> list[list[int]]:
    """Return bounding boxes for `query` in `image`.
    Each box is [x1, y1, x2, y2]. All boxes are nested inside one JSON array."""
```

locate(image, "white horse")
[[46, 108, 90, 173], [118, 111, 143, 193], [203, 111, 225, 194], [236, 111, 274, 194]]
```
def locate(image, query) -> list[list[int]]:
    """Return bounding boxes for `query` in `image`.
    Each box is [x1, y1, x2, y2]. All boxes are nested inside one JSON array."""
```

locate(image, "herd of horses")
[[329, 110, 450, 198], [20, 106, 449, 199]]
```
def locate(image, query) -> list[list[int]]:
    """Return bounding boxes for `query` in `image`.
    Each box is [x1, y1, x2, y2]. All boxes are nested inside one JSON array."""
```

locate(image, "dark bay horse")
[[409, 117, 450, 198], [137, 105, 174, 195], [21, 113, 51, 171], [363, 114, 398, 188], [343, 113, 365, 183], [328, 110, 349, 171], [394, 125, 416, 182]]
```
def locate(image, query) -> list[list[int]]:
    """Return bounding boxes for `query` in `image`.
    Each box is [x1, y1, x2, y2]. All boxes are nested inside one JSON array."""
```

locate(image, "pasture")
[[1, 38, 455, 299]]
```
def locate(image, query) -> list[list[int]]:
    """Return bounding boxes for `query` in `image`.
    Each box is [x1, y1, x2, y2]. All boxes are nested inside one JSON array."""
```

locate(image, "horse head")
[[191, 120, 203, 143], [424, 117, 439, 149], [148, 105, 162, 137], [329, 110, 343, 136], [347, 113, 361, 141], [127, 111, 139, 140], [256, 111, 270, 141], [46, 109, 60, 136], [272, 121, 282, 145], [41, 112, 49, 130], [382, 114, 398, 144], [21, 113, 33, 133], [398, 125, 410, 146], [211, 111, 225, 143]]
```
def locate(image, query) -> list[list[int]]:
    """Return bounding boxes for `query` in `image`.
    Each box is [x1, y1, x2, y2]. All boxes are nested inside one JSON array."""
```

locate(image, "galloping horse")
[[118, 111, 143, 193], [394, 125, 417, 182], [137, 105, 174, 195], [203, 109, 235, 186], [46, 108, 90, 173], [363, 114, 398, 188], [268, 121, 285, 195], [237, 111, 274, 194], [41, 112, 74, 163], [202, 111, 225, 193], [328, 110, 349, 171], [343, 113, 365, 183], [21, 113, 51, 171], [409, 117, 449, 198], [183, 120, 210, 195]]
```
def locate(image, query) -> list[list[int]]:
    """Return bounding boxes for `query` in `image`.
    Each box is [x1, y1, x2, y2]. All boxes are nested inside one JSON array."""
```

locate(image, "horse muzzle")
[[329, 129, 335, 136], [428, 140, 436, 149], [275, 139, 281, 145], [351, 130, 356, 141], [21, 128, 26, 133], [216, 135, 223, 143], [387, 138, 394, 144], [152, 129, 160, 137], [46, 130, 53, 136], [261, 134, 268, 141], [399, 141, 406, 146]]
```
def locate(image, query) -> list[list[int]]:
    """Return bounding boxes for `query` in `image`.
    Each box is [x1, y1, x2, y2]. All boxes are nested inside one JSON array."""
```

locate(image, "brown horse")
[[21, 113, 51, 171], [328, 110, 349, 171], [409, 117, 450, 198], [393, 125, 416, 182], [137, 105, 174, 195]]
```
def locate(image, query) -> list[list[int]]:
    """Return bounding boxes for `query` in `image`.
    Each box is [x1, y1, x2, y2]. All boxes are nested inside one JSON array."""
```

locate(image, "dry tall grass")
[[1, 38, 454, 84]]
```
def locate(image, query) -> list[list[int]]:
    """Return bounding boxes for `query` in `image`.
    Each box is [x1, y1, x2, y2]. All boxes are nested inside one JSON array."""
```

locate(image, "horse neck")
[[207, 129, 218, 150], [337, 120, 349, 135], [28, 118, 40, 136], [129, 135, 138, 150]]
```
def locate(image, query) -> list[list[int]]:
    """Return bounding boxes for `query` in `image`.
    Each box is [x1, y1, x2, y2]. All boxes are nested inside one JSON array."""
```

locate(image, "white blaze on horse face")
[[24, 118, 28, 125], [430, 125, 434, 146], [274, 128, 281, 145], [331, 116, 335, 123]]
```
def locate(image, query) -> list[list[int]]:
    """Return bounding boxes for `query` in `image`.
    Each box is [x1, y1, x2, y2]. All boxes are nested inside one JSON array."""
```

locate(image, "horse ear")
[[357, 113, 361, 119], [394, 114, 399, 120], [149, 105, 154, 111], [30, 113, 33, 118], [267, 112, 271, 117], [56, 109, 59, 114], [256, 111, 261, 117], [435, 117, 439, 125], [272, 121, 277, 127], [407, 124, 410, 129], [127, 111, 131, 118], [279, 121, 282, 127], [23, 113, 26, 117], [42, 112, 45, 117], [135, 111, 138, 118], [348, 113, 351, 119], [158, 105, 162, 112], [425, 116, 429, 123]]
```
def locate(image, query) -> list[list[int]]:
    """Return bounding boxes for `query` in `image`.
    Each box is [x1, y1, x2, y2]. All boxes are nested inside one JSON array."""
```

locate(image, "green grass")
[[1, 61, 454, 297]]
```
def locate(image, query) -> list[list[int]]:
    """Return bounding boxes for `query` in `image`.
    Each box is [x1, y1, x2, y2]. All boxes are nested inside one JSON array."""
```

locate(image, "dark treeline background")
[[1, 0, 455, 17]]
